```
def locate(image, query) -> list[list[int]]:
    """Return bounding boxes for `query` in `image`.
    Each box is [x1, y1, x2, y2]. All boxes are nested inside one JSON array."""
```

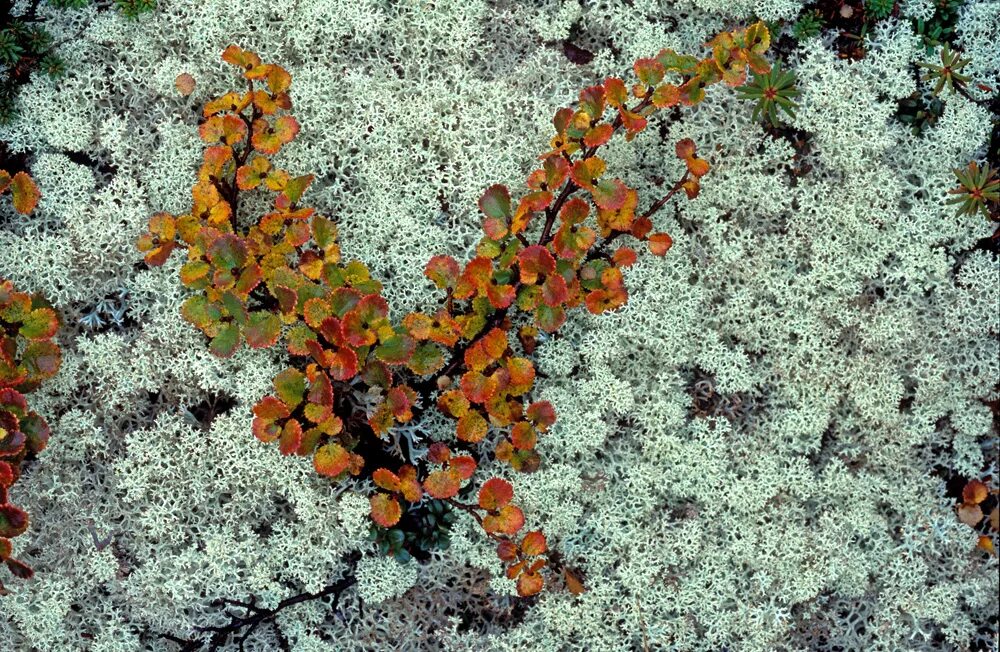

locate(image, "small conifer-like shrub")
[[138, 24, 774, 599]]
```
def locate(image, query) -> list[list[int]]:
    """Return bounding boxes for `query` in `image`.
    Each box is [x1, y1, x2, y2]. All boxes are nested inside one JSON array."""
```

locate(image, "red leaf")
[[526, 401, 556, 430], [479, 477, 514, 511]]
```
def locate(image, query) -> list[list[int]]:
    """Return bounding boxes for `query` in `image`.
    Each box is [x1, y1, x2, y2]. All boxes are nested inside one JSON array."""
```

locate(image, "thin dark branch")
[[160, 554, 360, 652]]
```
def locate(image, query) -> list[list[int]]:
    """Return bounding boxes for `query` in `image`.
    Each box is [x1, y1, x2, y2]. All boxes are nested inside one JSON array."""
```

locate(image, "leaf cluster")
[[0, 278, 62, 595], [956, 479, 999, 555], [140, 25, 774, 598], [736, 62, 799, 127], [947, 161, 1000, 220]]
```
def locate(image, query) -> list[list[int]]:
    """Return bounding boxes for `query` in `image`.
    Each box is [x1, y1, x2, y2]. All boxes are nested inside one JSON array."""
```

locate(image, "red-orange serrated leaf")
[[438, 389, 470, 418], [427, 442, 451, 464], [620, 109, 647, 136], [634, 58, 665, 86], [596, 187, 637, 237], [253, 395, 290, 421], [424, 255, 460, 290], [221, 45, 261, 71], [456, 410, 488, 443], [963, 480, 989, 505], [398, 465, 423, 502], [521, 530, 547, 556], [479, 477, 514, 511], [450, 455, 477, 480], [559, 197, 590, 225], [200, 114, 247, 145], [675, 138, 696, 160], [978, 535, 996, 555], [244, 311, 281, 348], [648, 232, 673, 256], [510, 191, 553, 235], [570, 157, 606, 190], [579, 85, 605, 119], [278, 419, 303, 455], [19, 308, 58, 340], [370, 493, 402, 527], [497, 540, 518, 562], [651, 83, 680, 108], [511, 421, 537, 450], [314, 442, 351, 477], [686, 156, 710, 178], [517, 245, 556, 285], [374, 334, 416, 366], [592, 178, 628, 211], [236, 156, 271, 190], [517, 571, 544, 597], [583, 123, 614, 148], [604, 77, 627, 107], [535, 304, 567, 333], [424, 469, 462, 499], [373, 468, 401, 492], [10, 172, 40, 215], [682, 179, 700, 199], [461, 370, 498, 404], [631, 216, 653, 240], [612, 247, 638, 267], [0, 504, 29, 538], [203, 91, 251, 117], [506, 357, 535, 388], [483, 504, 525, 535], [252, 116, 299, 155], [526, 401, 556, 430], [273, 367, 306, 407]]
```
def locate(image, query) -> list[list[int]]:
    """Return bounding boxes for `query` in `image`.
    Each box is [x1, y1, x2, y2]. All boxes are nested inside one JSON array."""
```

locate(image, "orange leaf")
[[370, 493, 402, 528], [583, 123, 614, 148], [648, 232, 673, 256], [457, 410, 488, 443], [373, 468, 401, 492], [963, 480, 989, 505], [424, 469, 462, 499], [520, 530, 547, 556], [511, 422, 537, 450], [479, 477, 514, 511], [517, 571, 544, 597], [563, 567, 587, 595], [221, 45, 261, 71], [483, 504, 525, 535], [10, 172, 40, 215], [314, 442, 351, 477]]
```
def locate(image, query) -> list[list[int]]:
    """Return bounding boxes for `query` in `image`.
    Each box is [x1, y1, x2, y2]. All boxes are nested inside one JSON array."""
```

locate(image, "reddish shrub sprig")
[[0, 277, 61, 595], [139, 24, 774, 597]]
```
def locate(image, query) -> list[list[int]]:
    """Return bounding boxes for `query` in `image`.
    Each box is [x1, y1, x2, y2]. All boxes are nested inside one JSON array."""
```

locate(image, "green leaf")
[[209, 322, 241, 357], [19, 308, 58, 340], [244, 311, 281, 348], [374, 334, 416, 365], [479, 184, 512, 220]]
